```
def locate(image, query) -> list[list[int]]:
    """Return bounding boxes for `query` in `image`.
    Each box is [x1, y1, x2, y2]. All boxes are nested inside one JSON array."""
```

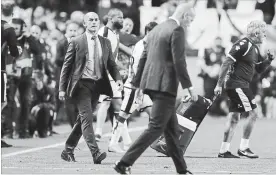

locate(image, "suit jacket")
[[55, 37, 69, 68], [132, 19, 192, 97], [59, 33, 121, 98]]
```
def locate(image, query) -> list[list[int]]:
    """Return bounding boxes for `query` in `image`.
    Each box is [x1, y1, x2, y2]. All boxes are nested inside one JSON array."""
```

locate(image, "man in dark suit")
[[59, 12, 123, 164], [114, 3, 197, 174], [55, 22, 79, 126]]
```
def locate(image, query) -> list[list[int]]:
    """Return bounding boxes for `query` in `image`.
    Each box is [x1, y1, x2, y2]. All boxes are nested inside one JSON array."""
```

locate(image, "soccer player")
[[108, 21, 158, 153], [214, 20, 275, 158]]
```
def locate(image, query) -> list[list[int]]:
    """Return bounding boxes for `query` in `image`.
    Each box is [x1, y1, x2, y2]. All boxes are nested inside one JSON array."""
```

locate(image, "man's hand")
[[188, 87, 198, 102], [116, 80, 123, 91], [31, 105, 41, 116], [214, 85, 222, 96], [59, 91, 66, 101]]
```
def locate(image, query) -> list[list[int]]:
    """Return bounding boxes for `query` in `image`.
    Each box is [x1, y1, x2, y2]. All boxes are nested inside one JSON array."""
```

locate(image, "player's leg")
[[109, 87, 133, 153], [95, 95, 111, 141], [219, 88, 242, 158], [237, 88, 259, 158]]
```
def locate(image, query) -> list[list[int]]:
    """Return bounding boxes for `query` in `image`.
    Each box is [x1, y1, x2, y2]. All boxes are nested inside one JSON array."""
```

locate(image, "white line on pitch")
[[2, 126, 146, 158]]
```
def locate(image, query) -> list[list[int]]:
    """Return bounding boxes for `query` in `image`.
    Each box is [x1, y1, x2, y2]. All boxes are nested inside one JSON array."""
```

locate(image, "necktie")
[[91, 35, 100, 78]]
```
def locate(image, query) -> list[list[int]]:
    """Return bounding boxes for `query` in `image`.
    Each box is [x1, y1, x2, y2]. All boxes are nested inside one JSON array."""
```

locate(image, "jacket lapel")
[[82, 33, 89, 59], [98, 36, 107, 67]]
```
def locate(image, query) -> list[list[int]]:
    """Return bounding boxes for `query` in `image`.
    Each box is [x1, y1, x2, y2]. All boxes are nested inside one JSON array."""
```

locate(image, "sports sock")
[[219, 142, 230, 153], [240, 138, 249, 150], [122, 121, 132, 145]]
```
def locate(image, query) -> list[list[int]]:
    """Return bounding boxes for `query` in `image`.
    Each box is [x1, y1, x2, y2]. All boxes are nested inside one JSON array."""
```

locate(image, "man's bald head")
[[83, 12, 100, 34], [171, 2, 195, 28], [65, 22, 79, 38], [30, 25, 41, 40]]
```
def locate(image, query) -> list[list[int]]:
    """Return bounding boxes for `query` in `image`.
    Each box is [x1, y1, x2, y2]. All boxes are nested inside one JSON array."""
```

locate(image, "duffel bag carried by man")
[[151, 95, 217, 156]]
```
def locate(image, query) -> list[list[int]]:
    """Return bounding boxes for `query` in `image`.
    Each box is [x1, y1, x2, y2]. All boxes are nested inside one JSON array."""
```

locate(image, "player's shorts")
[[226, 88, 257, 113], [1, 72, 7, 103], [121, 86, 152, 114], [98, 80, 122, 102]]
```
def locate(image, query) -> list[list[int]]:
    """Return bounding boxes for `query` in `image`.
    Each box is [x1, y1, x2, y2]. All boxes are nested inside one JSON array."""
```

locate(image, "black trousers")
[[65, 79, 100, 156], [5, 76, 32, 136], [29, 105, 51, 138], [64, 98, 78, 128], [121, 90, 187, 173]]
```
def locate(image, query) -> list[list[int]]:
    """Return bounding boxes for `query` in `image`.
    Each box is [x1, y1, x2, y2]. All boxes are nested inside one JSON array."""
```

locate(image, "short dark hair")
[[145, 21, 158, 34], [1, 1, 14, 16], [12, 18, 26, 32]]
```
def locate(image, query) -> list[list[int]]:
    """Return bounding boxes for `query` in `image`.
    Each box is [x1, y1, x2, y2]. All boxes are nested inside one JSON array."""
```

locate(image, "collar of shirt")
[[86, 31, 98, 40], [169, 16, 180, 26]]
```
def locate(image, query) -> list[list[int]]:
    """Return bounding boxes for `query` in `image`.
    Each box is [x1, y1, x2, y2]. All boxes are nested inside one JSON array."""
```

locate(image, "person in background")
[[96, 9, 124, 149], [29, 71, 56, 138], [5, 18, 41, 139], [198, 36, 228, 116], [55, 22, 79, 127], [214, 21, 275, 159], [118, 18, 139, 82], [1, 0, 19, 147], [255, 0, 276, 25], [121, 18, 134, 35]]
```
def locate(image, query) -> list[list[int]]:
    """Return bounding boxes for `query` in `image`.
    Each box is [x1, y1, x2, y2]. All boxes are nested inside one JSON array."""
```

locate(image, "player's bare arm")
[[216, 57, 235, 86]]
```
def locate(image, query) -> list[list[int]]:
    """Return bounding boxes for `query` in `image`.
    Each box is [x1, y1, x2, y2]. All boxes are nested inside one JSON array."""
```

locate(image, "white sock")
[[109, 120, 123, 146], [96, 101, 110, 134], [240, 138, 249, 150], [95, 128, 102, 136], [122, 121, 132, 145], [219, 142, 230, 153]]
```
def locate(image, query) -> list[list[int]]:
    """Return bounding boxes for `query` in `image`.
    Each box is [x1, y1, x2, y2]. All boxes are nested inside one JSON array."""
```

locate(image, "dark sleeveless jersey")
[[226, 37, 262, 89]]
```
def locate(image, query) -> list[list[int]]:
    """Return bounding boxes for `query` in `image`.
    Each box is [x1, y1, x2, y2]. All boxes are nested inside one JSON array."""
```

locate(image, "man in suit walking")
[[59, 12, 123, 164], [114, 3, 197, 174]]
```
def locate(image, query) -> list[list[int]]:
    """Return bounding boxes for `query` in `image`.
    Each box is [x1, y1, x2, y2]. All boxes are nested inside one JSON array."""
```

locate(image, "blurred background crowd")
[[1, 0, 276, 141]]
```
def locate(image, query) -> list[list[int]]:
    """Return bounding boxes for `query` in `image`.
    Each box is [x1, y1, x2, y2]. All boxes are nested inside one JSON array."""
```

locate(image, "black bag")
[[151, 95, 217, 156]]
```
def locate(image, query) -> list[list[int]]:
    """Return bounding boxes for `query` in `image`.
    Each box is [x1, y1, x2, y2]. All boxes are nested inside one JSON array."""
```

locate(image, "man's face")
[[256, 28, 267, 44], [83, 13, 100, 34], [66, 23, 78, 38], [112, 12, 124, 30], [12, 23, 22, 37], [122, 19, 134, 34], [31, 26, 41, 40], [181, 10, 195, 28]]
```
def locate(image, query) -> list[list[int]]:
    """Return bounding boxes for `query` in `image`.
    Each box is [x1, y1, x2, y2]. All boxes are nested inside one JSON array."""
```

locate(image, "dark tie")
[[91, 35, 101, 78]]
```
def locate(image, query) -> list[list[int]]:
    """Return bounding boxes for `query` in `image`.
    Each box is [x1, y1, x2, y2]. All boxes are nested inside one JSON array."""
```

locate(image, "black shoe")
[[1, 140, 12, 148], [114, 161, 131, 174], [95, 134, 101, 142], [61, 150, 76, 162], [238, 148, 259, 159], [178, 169, 193, 174], [93, 151, 107, 164], [218, 151, 240, 158]]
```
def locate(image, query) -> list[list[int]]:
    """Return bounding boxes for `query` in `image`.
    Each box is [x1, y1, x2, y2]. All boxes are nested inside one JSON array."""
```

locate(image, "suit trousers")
[[121, 90, 187, 172], [65, 79, 100, 156]]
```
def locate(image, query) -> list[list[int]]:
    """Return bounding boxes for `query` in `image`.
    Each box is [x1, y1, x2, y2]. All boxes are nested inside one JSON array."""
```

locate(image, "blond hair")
[[247, 20, 266, 37]]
